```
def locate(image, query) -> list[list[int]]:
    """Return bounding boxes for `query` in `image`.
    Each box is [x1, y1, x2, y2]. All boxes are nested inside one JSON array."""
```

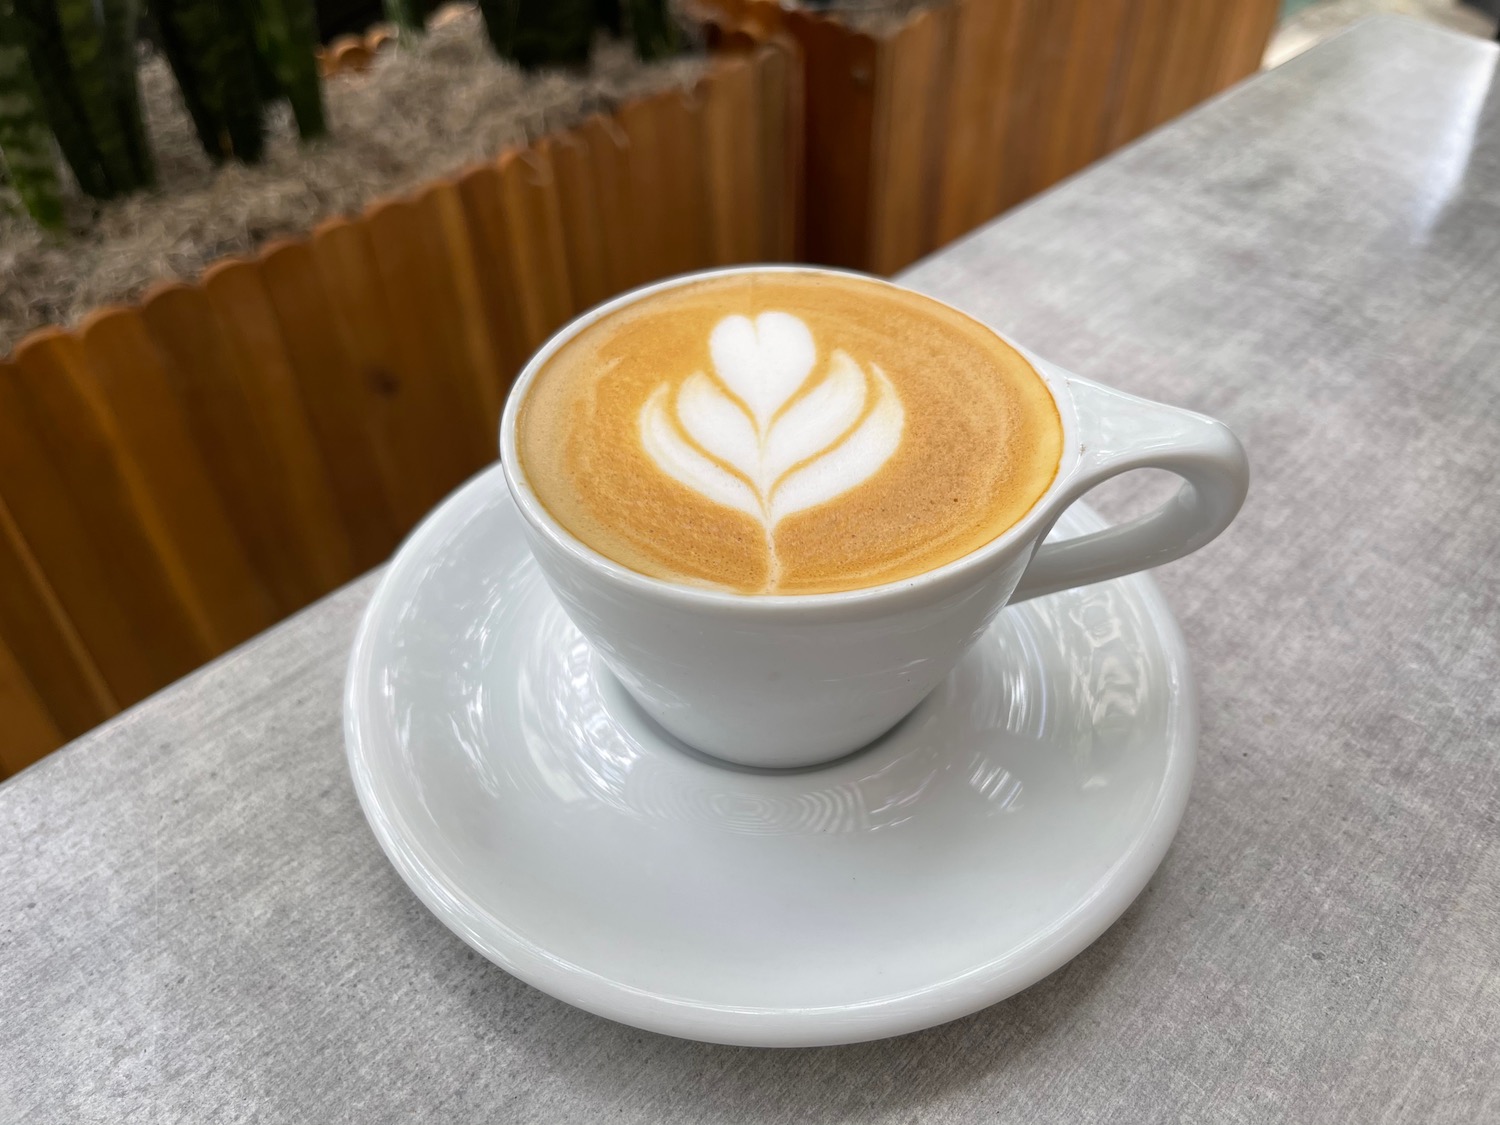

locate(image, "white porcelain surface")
[[345, 467, 1196, 1047], [499, 266, 1244, 768]]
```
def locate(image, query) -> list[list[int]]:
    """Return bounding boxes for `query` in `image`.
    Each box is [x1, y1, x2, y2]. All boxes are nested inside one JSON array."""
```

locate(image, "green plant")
[[625, 0, 676, 61], [152, 0, 265, 161], [254, 0, 326, 139], [10, 0, 153, 200], [478, 0, 678, 70], [58, 0, 154, 189], [151, 0, 326, 164], [0, 0, 64, 228]]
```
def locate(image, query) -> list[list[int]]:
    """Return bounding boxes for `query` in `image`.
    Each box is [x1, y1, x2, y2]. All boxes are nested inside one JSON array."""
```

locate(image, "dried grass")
[[0, 6, 706, 355]]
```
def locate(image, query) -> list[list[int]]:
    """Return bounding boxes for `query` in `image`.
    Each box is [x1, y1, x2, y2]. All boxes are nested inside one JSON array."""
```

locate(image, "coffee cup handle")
[[1009, 377, 1249, 604]]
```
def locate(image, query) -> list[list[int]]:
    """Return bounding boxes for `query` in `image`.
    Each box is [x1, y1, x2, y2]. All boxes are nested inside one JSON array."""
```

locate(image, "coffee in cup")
[[516, 271, 1064, 595]]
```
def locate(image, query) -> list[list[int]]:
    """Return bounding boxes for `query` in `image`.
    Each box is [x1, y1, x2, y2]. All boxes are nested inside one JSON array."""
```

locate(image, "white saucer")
[[345, 466, 1196, 1047]]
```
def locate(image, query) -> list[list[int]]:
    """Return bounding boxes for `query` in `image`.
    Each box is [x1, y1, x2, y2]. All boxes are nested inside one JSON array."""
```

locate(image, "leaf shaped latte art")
[[638, 312, 905, 585]]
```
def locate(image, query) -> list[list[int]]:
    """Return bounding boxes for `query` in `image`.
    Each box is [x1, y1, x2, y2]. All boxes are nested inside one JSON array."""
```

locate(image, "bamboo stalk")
[[56, 0, 137, 192], [254, 0, 326, 139], [479, 0, 594, 70], [626, 0, 676, 61], [10, 0, 110, 197], [0, 0, 64, 228], [594, 0, 621, 37], [103, 0, 154, 186], [152, 0, 264, 162], [147, 0, 217, 156]]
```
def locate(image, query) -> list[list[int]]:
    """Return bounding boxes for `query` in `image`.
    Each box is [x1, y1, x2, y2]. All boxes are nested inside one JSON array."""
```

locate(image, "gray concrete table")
[[4, 16, 1498, 1123]]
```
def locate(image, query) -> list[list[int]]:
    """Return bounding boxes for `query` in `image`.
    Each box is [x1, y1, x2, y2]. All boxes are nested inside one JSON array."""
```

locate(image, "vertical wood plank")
[[416, 178, 509, 438], [201, 259, 356, 602], [256, 241, 403, 572], [787, 9, 879, 269], [1106, 0, 1178, 149], [576, 115, 640, 295], [76, 309, 277, 651], [357, 200, 490, 521], [455, 160, 533, 385], [614, 94, 672, 281], [311, 216, 447, 530], [0, 633, 61, 777], [0, 352, 168, 707], [1042, 0, 1134, 189], [1005, 0, 1079, 206], [867, 8, 951, 275], [991, 0, 1051, 214], [144, 282, 316, 614], [752, 42, 802, 261], [969, 0, 1038, 227], [0, 479, 115, 740], [1213, 0, 1278, 89], [699, 54, 763, 267], [7, 331, 233, 699], [496, 147, 576, 355], [619, 90, 709, 279], [933, 0, 1022, 245], [1148, 0, 1217, 129], [548, 129, 614, 313]]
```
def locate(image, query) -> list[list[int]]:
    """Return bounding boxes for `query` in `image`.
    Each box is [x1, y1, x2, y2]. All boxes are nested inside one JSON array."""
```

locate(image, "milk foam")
[[516, 271, 1063, 595], [639, 313, 905, 548]]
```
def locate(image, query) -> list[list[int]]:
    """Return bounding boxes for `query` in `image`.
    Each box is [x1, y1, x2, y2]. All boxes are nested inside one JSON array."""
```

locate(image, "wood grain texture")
[[74, 310, 275, 652], [256, 241, 404, 573], [0, 488, 114, 742], [753, 42, 803, 260], [1148, 0, 1219, 129], [495, 148, 576, 355], [1107, 0, 1179, 148], [7, 330, 241, 699], [200, 259, 356, 604], [789, 8, 879, 268], [1213, 0, 1280, 89], [575, 114, 640, 295], [866, 7, 951, 275], [932, 0, 1024, 246], [619, 90, 708, 279], [1042, 0, 1134, 188], [548, 129, 614, 313], [363, 196, 494, 482], [142, 281, 320, 617], [996, 0, 1066, 211], [0, 352, 167, 712], [454, 160, 534, 383], [416, 179, 508, 439], [698, 55, 763, 266], [0, 633, 59, 776]]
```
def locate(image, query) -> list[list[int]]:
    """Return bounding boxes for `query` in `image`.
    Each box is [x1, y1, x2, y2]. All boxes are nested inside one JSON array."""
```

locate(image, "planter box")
[[0, 44, 800, 776], [699, 0, 1279, 274]]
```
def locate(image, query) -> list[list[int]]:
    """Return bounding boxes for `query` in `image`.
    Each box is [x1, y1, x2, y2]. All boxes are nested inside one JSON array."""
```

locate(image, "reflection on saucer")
[[467, 583, 1157, 838]]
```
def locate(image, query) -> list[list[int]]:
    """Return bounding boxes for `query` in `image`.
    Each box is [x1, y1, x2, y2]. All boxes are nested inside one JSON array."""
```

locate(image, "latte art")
[[640, 312, 904, 582], [516, 271, 1063, 595]]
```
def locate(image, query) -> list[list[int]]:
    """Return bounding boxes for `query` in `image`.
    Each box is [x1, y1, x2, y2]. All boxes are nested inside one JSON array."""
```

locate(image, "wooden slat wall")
[[0, 45, 801, 778], [702, 0, 1280, 275]]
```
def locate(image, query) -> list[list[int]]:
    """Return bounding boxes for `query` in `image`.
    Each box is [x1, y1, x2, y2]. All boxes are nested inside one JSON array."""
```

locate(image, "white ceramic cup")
[[500, 267, 1248, 769]]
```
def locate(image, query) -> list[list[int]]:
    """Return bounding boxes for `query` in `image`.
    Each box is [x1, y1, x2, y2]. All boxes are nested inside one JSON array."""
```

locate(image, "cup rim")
[[499, 265, 1083, 615]]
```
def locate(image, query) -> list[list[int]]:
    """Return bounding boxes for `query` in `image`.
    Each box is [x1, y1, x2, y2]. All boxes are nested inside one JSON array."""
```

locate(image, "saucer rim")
[[345, 466, 1196, 1047]]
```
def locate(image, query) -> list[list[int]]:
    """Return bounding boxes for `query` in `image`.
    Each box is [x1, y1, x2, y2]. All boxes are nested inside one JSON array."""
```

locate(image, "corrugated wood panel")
[[0, 485, 114, 741], [866, 6, 952, 275], [256, 240, 404, 572]]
